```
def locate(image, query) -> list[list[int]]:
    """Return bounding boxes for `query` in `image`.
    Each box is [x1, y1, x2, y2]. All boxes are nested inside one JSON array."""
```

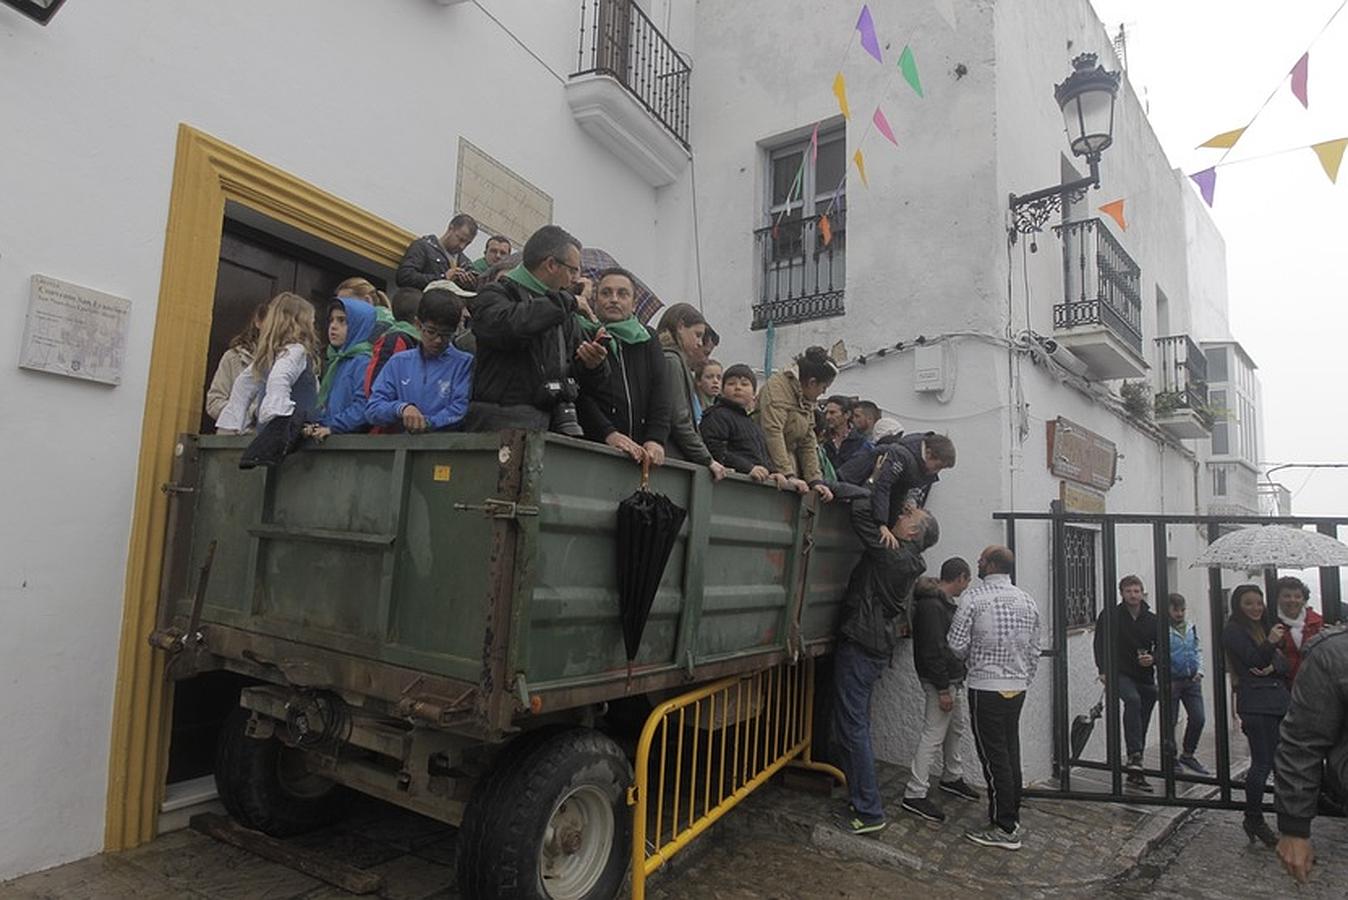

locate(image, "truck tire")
[[458, 727, 632, 900], [213, 706, 349, 836]]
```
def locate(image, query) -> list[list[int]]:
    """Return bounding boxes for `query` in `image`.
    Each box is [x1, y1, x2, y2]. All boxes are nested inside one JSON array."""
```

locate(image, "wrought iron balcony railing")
[[1154, 334, 1212, 427], [1052, 217, 1143, 357], [752, 211, 846, 329], [574, 0, 690, 148]]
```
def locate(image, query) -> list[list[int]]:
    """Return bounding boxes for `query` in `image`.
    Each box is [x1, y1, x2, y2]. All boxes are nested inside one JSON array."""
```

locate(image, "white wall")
[[0, 0, 688, 879]]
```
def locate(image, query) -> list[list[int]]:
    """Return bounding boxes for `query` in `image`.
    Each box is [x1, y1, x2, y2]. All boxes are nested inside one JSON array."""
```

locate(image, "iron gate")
[[995, 510, 1345, 810]]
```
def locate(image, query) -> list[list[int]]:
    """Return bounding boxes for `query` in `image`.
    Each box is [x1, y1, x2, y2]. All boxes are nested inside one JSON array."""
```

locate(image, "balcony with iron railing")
[[1153, 334, 1212, 438], [566, 0, 691, 187], [751, 211, 846, 329], [1050, 217, 1146, 378]]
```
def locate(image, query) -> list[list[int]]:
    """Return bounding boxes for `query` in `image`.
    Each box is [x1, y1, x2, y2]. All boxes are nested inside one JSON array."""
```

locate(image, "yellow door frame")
[[104, 124, 413, 850]]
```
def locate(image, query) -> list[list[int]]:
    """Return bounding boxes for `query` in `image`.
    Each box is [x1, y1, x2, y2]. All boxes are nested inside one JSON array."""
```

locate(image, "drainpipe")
[[763, 320, 776, 375]]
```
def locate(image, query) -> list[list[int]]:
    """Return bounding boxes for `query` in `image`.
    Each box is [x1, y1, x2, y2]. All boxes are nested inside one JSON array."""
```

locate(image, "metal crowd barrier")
[[628, 658, 844, 900]]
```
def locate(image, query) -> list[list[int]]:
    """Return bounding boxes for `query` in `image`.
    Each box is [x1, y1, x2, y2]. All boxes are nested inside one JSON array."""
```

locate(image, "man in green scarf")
[[576, 268, 670, 464]]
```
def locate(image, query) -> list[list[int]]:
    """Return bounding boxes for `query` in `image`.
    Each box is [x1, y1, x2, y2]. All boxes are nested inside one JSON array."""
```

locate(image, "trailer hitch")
[[453, 498, 539, 519]]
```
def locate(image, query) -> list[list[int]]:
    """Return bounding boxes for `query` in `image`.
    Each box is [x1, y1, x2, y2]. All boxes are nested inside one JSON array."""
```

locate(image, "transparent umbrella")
[[1190, 525, 1348, 569]]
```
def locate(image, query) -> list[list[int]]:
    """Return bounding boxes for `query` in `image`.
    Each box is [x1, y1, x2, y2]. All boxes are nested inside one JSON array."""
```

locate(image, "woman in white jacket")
[[205, 300, 270, 426]]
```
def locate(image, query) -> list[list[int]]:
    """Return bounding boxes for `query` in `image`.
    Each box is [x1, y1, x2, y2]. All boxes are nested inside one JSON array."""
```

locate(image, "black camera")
[[542, 379, 583, 437]]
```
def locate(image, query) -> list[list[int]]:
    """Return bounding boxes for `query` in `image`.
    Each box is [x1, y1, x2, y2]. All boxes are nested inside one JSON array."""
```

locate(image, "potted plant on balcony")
[[1152, 390, 1181, 417], [1119, 380, 1152, 420]]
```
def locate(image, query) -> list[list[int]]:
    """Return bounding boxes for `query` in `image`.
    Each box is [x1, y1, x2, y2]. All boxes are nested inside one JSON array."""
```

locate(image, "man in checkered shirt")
[[947, 545, 1041, 851]]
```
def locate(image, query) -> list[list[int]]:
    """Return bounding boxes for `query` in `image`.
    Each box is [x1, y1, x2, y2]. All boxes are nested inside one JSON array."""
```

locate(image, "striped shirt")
[[947, 574, 1041, 692]]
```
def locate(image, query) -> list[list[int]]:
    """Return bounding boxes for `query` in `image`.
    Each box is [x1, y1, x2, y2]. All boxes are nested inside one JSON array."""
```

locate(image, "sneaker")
[[1010, 822, 1025, 840], [845, 815, 889, 836], [965, 826, 1021, 851], [1126, 772, 1154, 793], [939, 779, 981, 801], [901, 797, 946, 822], [1178, 755, 1210, 776]]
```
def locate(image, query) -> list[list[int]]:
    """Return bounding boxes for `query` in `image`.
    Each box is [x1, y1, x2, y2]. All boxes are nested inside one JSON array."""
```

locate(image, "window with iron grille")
[[752, 128, 846, 329], [1064, 526, 1099, 628]]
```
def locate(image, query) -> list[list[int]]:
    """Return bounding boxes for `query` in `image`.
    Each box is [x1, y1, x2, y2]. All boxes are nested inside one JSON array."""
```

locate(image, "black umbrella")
[[616, 459, 687, 672], [1070, 689, 1105, 761]]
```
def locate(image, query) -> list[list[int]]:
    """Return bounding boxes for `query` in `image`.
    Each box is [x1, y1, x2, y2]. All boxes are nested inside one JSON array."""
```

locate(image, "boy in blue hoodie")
[[366, 287, 473, 432], [311, 296, 379, 438]]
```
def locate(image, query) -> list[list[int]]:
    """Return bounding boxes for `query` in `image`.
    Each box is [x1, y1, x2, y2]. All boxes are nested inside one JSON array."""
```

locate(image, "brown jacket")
[[757, 368, 822, 483]]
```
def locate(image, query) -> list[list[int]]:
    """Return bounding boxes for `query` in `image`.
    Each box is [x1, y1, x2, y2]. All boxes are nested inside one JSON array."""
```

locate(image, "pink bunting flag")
[[857, 5, 883, 64], [1291, 52, 1309, 109], [1190, 168, 1217, 207], [811, 123, 819, 163], [872, 106, 898, 146]]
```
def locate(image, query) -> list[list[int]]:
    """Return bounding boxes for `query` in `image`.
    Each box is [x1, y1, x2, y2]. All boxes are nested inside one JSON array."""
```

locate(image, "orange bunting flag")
[[832, 72, 850, 120], [853, 149, 868, 187], [1197, 127, 1246, 150], [819, 214, 833, 246], [1312, 138, 1348, 184], [1098, 199, 1126, 231]]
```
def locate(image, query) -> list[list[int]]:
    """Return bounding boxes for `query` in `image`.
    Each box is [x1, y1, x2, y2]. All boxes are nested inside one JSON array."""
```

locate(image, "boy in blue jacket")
[[366, 287, 473, 432], [312, 296, 379, 437]]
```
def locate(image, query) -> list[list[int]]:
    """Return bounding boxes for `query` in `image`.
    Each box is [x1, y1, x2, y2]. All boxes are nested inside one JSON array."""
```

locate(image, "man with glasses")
[[366, 286, 474, 432], [465, 224, 609, 433]]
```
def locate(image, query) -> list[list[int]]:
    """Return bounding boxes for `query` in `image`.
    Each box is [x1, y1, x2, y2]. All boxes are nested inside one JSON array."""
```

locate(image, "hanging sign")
[[1047, 417, 1117, 492]]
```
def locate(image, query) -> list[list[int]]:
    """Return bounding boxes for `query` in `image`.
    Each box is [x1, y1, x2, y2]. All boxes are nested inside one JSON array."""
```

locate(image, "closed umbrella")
[[615, 459, 687, 674], [1070, 690, 1104, 761], [493, 247, 665, 323], [1190, 525, 1348, 569]]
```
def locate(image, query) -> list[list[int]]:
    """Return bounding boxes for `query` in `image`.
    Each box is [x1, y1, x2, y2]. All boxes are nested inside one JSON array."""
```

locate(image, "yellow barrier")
[[627, 658, 845, 900]]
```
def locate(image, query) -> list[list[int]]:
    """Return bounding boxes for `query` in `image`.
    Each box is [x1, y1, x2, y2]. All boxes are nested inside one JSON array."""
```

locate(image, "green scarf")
[[471, 257, 489, 273], [374, 306, 395, 326], [319, 338, 374, 407], [384, 319, 422, 343], [580, 315, 651, 350], [503, 264, 550, 295]]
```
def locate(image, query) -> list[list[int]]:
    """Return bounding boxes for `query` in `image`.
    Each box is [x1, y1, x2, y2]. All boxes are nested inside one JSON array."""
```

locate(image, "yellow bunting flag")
[[819, 214, 833, 246], [1197, 127, 1246, 150], [853, 148, 868, 187], [1098, 199, 1126, 231], [833, 72, 851, 120], [1311, 138, 1348, 184]]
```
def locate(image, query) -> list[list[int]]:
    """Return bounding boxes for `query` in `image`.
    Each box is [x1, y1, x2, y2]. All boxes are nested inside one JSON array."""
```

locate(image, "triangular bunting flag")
[[932, 0, 956, 30], [1189, 168, 1217, 207], [1197, 127, 1246, 150], [819, 214, 833, 247], [898, 46, 923, 98], [1291, 52, 1309, 109], [853, 148, 868, 187], [810, 123, 819, 163], [1098, 199, 1127, 231], [833, 72, 851, 120], [1311, 138, 1347, 183], [857, 5, 883, 64], [872, 106, 898, 146]]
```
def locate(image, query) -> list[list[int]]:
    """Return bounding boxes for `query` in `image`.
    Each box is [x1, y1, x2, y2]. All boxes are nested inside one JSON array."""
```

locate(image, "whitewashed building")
[[0, 0, 1266, 881]]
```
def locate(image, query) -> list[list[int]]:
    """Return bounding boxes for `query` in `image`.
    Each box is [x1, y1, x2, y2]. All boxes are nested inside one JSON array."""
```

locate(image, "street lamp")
[[1009, 53, 1122, 243]]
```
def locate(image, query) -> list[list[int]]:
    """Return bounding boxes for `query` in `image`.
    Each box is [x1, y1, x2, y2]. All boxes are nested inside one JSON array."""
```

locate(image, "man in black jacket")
[[1276, 628, 1348, 883], [901, 558, 979, 822], [396, 213, 479, 289], [464, 225, 608, 432], [832, 501, 939, 835], [863, 433, 956, 549], [576, 268, 669, 464], [1093, 574, 1159, 792]]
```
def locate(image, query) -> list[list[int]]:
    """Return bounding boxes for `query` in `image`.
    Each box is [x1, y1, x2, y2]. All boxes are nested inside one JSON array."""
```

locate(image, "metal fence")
[[574, 0, 690, 147], [997, 510, 1345, 808], [1154, 334, 1212, 425], [628, 658, 843, 900], [1054, 217, 1143, 356], [751, 211, 847, 329]]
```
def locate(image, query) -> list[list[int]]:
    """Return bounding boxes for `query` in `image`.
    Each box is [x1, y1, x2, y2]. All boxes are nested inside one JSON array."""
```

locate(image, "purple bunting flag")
[[1291, 52, 1309, 109], [1190, 167, 1217, 207], [857, 5, 883, 63]]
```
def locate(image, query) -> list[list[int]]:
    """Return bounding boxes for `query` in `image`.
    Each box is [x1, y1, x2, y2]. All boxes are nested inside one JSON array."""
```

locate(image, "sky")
[[1088, 0, 1348, 520]]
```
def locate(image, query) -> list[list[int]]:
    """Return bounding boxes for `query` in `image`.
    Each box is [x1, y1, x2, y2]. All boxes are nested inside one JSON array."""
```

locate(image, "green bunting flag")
[[898, 45, 923, 98]]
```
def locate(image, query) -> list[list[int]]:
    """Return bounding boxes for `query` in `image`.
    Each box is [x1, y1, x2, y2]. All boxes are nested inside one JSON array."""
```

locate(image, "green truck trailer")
[[151, 429, 857, 898]]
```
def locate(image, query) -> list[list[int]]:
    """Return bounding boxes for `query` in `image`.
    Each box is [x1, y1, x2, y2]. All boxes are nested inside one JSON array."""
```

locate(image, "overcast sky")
[[1088, 0, 1348, 521]]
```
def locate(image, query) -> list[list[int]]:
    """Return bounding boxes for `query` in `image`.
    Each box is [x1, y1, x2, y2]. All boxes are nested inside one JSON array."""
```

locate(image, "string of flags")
[[1189, 1, 1348, 206]]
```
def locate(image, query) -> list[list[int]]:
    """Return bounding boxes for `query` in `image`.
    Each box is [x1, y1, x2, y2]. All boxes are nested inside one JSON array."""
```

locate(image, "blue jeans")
[[1118, 673, 1157, 758], [1242, 713, 1282, 819], [832, 639, 888, 820], [1167, 677, 1206, 757]]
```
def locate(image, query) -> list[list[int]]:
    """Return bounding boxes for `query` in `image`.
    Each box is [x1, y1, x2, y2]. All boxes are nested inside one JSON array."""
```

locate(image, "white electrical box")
[[913, 344, 947, 393]]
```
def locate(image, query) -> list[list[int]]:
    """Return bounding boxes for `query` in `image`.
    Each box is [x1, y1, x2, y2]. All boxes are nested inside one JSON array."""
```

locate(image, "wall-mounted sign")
[[1046, 416, 1117, 492], [1060, 480, 1107, 514], [454, 139, 553, 247], [19, 274, 130, 386]]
